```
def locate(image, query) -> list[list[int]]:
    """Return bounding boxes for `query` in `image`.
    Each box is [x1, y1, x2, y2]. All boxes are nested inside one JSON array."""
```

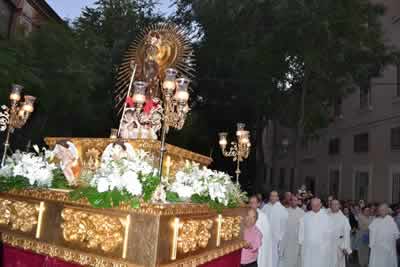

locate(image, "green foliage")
[[172, 0, 398, 189], [166, 191, 182, 203], [0, 175, 31, 192], [0, 0, 161, 149], [51, 169, 71, 189], [0, 169, 70, 192], [69, 186, 140, 208], [69, 173, 160, 209], [190, 193, 239, 214], [140, 175, 161, 202]]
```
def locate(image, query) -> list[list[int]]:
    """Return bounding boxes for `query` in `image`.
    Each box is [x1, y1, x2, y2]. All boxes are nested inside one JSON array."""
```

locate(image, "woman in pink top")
[[241, 208, 263, 267]]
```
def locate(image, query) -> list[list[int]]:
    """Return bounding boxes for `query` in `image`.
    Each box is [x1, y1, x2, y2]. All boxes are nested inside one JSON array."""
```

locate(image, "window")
[[333, 97, 342, 117], [289, 168, 295, 193], [279, 168, 285, 189], [0, 0, 12, 38], [305, 176, 316, 194], [269, 168, 274, 187], [354, 133, 369, 153], [397, 64, 400, 97], [360, 85, 371, 109], [391, 127, 400, 150], [329, 169, 340, 197], [328, 138, 340, 155], [355, 171, 369, 201], [392, 173, 400, 203]]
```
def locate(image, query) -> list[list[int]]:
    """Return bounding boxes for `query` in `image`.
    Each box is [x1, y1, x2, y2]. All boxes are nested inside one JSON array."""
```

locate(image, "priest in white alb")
[[328, 200, 352, 267], [299, 198, 332, 267], [262, 191, 288, 267], [280, 195, 305, 267], [369, 203, 399, 267], [249, 195, 272, 267]]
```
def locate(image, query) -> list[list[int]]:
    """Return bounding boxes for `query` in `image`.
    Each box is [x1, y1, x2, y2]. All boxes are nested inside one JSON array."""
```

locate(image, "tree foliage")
[[0, 0, 160, 148], [172, 0, 398, 189], [0, 0, 397, 191]]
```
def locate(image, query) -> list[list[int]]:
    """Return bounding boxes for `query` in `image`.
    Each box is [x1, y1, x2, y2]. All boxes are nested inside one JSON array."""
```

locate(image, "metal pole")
[[158, 121, 168, 179], [118, 62, 137, 137], [235, 158, 241, 184], [1, 127, 12, 167]]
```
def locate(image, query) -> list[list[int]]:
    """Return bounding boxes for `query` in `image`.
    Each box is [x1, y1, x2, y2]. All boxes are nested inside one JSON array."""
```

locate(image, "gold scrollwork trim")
[[163, 240, 246, 267], [176, 218, 213, 254], [220, 216, 242, 242], [0, 198, 39, 233], [1, 190, 220, 216], [1, 233, 136, 267], [61, 208, 124, 253], [2, 233, 245, 267]]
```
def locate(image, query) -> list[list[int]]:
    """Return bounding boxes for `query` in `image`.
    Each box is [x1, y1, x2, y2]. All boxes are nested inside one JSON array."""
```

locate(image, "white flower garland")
[[170, 163, 237, 206], [89, 149, 155, 196], [0, 149, 57, 187]]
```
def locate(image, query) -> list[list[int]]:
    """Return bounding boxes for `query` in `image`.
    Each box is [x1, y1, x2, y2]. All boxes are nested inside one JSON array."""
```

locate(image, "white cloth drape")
[[257, 208, 273, 267], [328, 211, 352, 267], [280, 207, 305, 267], [369, 215, 399, 267], [262, 202, 288, 267], [298, 210, 332, 267]]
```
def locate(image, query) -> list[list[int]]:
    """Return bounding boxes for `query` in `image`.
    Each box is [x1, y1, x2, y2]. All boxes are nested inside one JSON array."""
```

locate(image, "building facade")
[[0, 0, 62, 39], [268, 0, 400, 203]]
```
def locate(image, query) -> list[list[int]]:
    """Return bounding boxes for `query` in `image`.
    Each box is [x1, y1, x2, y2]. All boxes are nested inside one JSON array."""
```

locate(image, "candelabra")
[[130, 68, 190, 177], [218, 123, 251, 184], [0, 84, 36, 167]]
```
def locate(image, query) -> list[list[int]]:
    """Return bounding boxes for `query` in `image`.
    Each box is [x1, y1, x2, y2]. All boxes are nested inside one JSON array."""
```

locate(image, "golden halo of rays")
[[115, 23, 196, 114]]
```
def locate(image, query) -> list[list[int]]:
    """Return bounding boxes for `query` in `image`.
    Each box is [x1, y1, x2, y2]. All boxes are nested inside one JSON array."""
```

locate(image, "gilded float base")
[[0, 190, 247, 267], [2, 233, 246, 267]]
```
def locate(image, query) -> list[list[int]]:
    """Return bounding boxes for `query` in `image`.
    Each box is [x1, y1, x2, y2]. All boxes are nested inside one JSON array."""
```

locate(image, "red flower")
[[126, 96, 134, 107], [143, 99, 156, 113]]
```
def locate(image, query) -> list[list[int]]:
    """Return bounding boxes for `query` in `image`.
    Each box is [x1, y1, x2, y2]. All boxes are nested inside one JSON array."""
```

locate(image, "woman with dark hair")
[[356, 206, 373, 267]]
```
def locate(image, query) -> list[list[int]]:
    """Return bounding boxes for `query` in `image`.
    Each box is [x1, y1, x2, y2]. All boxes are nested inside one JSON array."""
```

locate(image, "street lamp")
[[0, 84, 36, 167], [218, 123, 251, 184]]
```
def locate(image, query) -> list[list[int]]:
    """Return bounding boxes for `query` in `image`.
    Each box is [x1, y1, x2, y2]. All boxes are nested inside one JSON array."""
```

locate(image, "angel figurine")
[[120, 108, 140, 139], [53, 141, 80, 186], [101, 141, 135, 163]]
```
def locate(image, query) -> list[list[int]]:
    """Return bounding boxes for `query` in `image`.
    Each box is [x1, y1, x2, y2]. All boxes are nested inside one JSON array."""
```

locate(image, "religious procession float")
[[0, 24, 251, 267]]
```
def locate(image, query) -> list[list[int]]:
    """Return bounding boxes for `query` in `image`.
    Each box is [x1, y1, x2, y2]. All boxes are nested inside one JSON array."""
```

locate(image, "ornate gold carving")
[[85, 148, 101, 171], [2, 190, 223, 216], [220, 216, 242, 241], [164, 240, 246, 267], [177, 218, 213, 254], [2, 232, 245, 267], [61, 208, 124, 253], [0, 198, 39, 232], [0, 193, 247, 266], [2, 233, 132, 267]]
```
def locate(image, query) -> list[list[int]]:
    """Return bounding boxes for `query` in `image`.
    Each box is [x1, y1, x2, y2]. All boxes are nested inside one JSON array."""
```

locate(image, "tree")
[[273, 0, 396, 187], [0, 0, 161, 151], [172, 0, 397, 192]]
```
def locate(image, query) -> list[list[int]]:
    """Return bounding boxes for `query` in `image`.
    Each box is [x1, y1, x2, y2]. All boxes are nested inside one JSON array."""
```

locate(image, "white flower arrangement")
[[0, 144, 246, 211], [169, 163, 241, 206], [89, 148, 156, 196], [0, 148, 57, 187]]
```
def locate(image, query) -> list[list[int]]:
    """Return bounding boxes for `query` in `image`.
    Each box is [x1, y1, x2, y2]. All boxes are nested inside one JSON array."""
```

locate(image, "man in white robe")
[[328, 200, 352, 267], [369, 203, 399, 267], [299, 198, 332, 267], [280, 195, 305, 267], [250, 195, 273, 267], [262, 191, 288, 267]]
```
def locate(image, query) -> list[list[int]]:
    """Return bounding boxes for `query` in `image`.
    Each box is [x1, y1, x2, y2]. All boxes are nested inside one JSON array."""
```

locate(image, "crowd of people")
[[240, 190, 400, 267]]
